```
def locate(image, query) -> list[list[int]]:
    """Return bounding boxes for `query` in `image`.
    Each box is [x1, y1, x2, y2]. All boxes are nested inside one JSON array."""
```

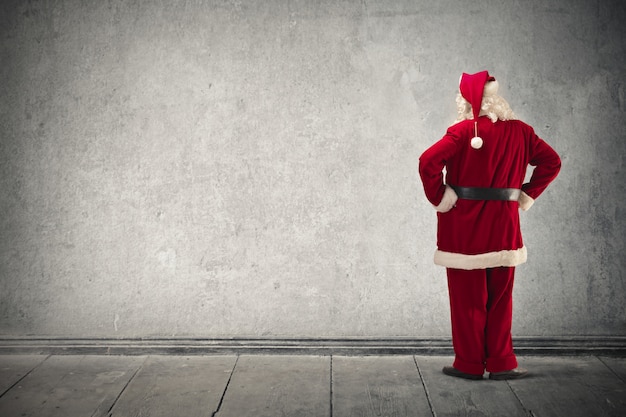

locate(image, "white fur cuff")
[[435, 185, 458, 213], [518, 191, 534, 211]]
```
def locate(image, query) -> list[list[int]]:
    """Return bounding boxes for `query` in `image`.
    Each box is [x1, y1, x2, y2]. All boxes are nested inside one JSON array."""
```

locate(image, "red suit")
[[419, 71, 561, 376]]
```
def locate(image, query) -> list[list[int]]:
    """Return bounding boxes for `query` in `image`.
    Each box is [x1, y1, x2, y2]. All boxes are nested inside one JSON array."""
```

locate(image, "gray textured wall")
[[1, 0, 624, 339]]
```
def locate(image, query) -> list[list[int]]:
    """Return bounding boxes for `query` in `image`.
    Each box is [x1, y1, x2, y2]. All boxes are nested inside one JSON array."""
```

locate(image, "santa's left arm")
[[419, 132, 460, 212], [519, 134, 561, 211]]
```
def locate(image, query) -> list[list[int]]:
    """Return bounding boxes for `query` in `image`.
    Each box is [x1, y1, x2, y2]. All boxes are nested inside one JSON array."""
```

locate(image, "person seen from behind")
[[418, 71, 561, 380]]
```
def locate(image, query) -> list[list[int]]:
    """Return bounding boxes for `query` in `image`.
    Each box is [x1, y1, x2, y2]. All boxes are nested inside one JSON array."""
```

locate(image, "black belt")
[[450, 185, 521, 201]]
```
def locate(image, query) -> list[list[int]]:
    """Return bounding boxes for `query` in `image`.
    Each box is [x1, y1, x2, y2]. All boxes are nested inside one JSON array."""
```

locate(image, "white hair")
[[455, 91, 516, 123]]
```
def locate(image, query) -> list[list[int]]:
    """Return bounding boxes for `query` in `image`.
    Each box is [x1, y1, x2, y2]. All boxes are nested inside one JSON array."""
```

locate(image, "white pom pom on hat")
[[471, 136, 483, 149], [459, 71, 496, 150]]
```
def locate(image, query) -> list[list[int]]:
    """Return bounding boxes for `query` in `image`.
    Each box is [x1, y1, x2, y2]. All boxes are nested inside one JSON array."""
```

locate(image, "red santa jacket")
[[419, 116, 561, 269]]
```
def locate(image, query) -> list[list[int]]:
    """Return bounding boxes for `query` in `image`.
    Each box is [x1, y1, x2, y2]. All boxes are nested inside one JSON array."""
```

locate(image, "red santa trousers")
[[446, 266, 518, 375]]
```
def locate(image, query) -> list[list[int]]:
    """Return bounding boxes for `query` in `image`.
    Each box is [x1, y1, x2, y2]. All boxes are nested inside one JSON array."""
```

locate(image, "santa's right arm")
[[519, 132, 561, 211]]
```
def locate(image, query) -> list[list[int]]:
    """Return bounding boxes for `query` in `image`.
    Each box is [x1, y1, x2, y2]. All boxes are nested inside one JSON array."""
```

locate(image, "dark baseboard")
[[0, 336, 624, 356]]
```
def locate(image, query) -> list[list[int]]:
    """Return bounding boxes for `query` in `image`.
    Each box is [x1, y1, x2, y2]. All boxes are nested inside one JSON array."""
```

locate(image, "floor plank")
[[108, 355, 237, 417], [215, 355, 330, 417], [507, 356, 626, 417], [332, 355, 432, 417], [0, 355, 48, 396], [0, 355, 144, 417], [415, 355, 528, 417], [599, 356, 626, 383]]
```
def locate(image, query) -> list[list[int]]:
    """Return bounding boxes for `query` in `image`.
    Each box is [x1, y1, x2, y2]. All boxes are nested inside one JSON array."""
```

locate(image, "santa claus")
[[418, 71, 561, 380]]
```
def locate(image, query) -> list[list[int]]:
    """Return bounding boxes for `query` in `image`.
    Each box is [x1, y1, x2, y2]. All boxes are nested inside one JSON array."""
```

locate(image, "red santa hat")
[[459, 71, 496, 149]]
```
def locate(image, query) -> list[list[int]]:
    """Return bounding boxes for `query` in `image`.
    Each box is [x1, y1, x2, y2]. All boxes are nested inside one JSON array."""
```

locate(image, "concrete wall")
[[1, 0, 624, 339]]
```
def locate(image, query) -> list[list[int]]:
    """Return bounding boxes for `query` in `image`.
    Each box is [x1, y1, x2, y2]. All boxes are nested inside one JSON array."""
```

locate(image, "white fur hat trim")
[[483, 80, 499, 96]]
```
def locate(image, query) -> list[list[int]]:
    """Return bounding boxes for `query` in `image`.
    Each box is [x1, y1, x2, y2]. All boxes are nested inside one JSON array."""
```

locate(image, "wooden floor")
[[0, 354, 625, 416]]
